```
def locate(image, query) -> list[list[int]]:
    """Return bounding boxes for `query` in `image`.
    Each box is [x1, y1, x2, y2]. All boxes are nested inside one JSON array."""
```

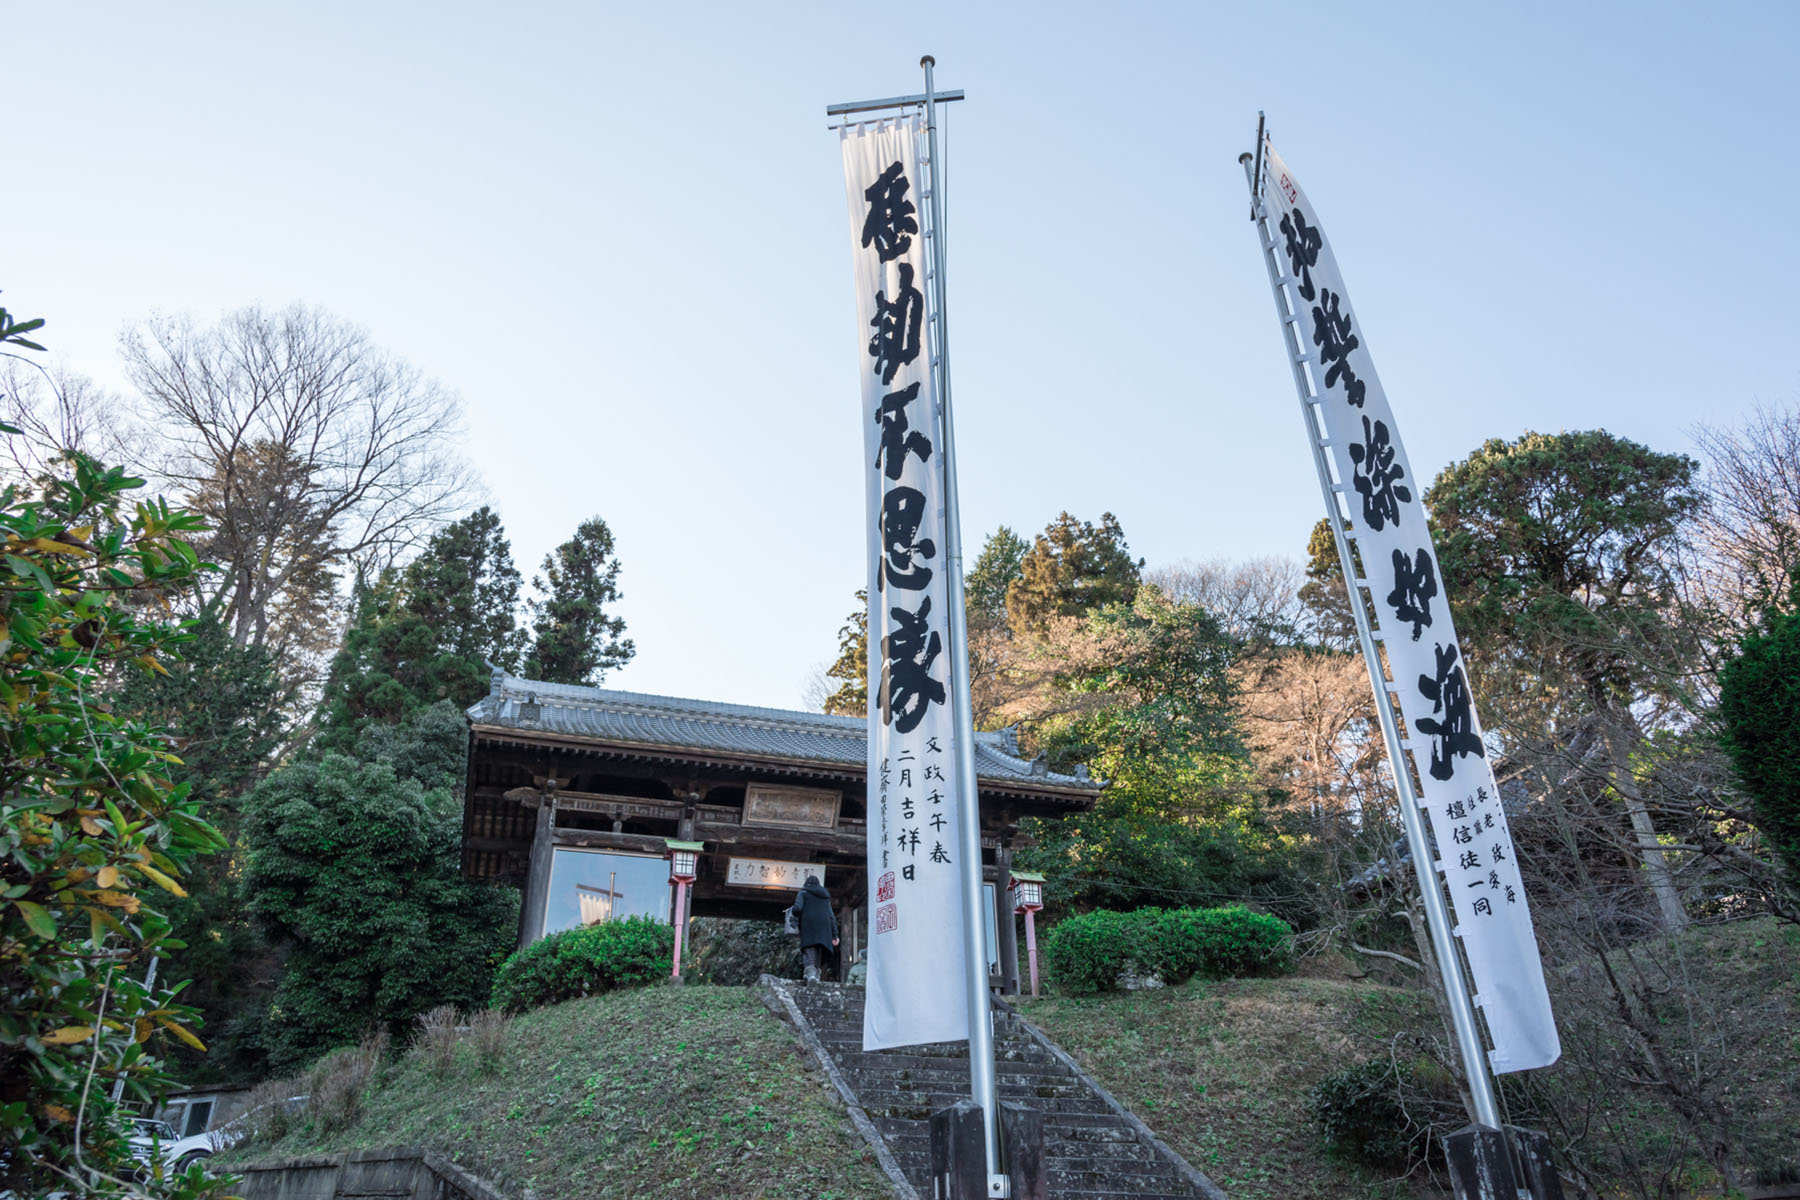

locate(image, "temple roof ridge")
[[468, 671, 1099, 792]]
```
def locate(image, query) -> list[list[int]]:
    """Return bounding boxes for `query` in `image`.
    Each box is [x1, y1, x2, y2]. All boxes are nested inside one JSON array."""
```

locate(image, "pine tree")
[[315, 507, 526, 747], [524, 516, 634, 685], [822, 590, 868, 716], [1004, 512, 1142, 638]]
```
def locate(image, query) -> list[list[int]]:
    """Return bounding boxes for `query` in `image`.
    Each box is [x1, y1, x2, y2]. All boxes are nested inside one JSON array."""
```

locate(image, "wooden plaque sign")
[[742, 784, 840, 831], [726, 857, 822, 891]]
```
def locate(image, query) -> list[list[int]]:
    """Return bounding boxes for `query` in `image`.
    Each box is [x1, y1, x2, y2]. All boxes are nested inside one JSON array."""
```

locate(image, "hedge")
[[490, 916, 674, 1013], [1041, 904, 1293, 994]]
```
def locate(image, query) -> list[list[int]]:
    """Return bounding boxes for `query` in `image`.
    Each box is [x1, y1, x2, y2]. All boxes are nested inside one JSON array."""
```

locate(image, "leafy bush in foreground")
[[1310, 1056, 1463, 1172], [0, 326, 231, 1199], [490, 916, 673, 1013], [1042, 905, 1293, 994]]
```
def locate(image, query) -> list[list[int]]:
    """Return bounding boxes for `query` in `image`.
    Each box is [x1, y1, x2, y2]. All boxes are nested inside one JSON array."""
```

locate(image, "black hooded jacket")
[[793, 878, 837, 950]]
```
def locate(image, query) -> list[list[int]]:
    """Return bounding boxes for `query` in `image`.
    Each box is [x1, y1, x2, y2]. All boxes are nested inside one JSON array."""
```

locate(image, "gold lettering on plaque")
[[742, 784, 841, 831]]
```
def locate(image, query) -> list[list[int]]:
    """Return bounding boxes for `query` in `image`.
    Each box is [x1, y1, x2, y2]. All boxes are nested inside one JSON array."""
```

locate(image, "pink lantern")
[[1009, 871, 1046, 998], [665, 840, 704, 982]]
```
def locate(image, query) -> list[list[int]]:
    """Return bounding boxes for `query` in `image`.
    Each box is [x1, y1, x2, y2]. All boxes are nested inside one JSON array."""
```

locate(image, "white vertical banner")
[[1257, 139, 1560, 1073], [841, 117, 970, 1052]]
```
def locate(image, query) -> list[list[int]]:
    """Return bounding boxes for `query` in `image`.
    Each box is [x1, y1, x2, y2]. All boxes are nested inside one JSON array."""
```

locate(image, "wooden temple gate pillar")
[[516, 775, 566, 950], [994, 832, 1021, 996]]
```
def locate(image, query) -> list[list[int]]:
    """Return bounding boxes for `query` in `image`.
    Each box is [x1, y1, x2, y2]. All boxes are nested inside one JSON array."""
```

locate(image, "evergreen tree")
[[524, 516, 634, 685], [1018, 587, 1287, 913], [110, 615, 289, 1079], [1427, 429, 1704, 930], [967, 526, 1029, 623], [315, 507, 526, 747], [1717, 576, 1800, 897], [822, 590, 868, 716], [401, 505, 526, 671], [1296, 517, 1358, 650], [1005, 512, 1142, 638], [243, 704, 517, 1072]]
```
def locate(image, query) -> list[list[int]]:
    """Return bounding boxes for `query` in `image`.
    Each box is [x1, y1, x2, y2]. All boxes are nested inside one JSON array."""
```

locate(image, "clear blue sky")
[[8, 2, 1797, 709]]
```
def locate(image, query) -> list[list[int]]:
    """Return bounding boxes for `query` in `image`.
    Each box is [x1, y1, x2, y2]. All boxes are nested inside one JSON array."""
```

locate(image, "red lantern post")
[[1009, 871, 1046, 998], [664, 840, 703, 983]]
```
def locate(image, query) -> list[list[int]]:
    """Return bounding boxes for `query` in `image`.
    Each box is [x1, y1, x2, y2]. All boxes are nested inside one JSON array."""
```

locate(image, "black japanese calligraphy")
[[1348, 414, 1412, 531], [874, 382, 933, 480], [1279, 209, 1322, 301], [1415, 642, 1485, 782], [1310, 289, 1367, 407], [930, 842, 951, 864], [1386, 548, 1438, 641], [879, 595, 946, 734], [861, 161, 918, 262], [879, 486, 937, 591], [868, 262, 923, 385]]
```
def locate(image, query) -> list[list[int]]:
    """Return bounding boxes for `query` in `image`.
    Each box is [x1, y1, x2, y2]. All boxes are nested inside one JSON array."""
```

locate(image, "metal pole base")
[[1443, 1125, 1566, 1200], [929, 1100, 1045, 1199], [1508, 1127, 1566, 1200]]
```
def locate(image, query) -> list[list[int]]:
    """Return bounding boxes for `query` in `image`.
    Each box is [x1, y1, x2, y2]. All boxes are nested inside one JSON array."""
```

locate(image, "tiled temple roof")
[[467, 671, 1100, 793]]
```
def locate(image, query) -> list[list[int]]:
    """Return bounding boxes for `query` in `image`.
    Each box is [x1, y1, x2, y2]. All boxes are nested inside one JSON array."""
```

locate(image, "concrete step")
[[839, 1070, 1088, 1098], [856, 1090, 1115, 1117], [833, 1051, 1070, 1079], [773, 980, 1206, 1199], [870, 1112, 1140, 1142], [886, 1142, 1173, 1175], [1049, 1167, 1189, 1193]]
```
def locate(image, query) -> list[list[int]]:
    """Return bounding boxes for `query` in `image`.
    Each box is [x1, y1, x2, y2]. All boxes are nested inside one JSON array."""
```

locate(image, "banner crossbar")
[[826, 88, 965, 117]]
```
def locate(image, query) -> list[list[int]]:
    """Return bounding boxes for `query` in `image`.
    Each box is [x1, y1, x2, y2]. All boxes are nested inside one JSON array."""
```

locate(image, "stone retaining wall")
[[227, 1145, 519, 1200]]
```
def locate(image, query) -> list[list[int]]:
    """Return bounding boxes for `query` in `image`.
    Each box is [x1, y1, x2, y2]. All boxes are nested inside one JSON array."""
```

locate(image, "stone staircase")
[[764, 978, 1223, 1200]]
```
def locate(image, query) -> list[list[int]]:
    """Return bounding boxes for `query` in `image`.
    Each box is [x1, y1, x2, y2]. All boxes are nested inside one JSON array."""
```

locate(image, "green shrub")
[[1042, 905, 1293, 994], [1168, 905, 1294, 978], [490, 917, 674, 1013], [1042, 909, 1139, 994], [1310, 1056, 1462, 1171]]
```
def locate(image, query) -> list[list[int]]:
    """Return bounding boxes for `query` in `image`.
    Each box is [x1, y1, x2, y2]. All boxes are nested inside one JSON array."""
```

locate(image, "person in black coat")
[[792, 874, 838, 982]]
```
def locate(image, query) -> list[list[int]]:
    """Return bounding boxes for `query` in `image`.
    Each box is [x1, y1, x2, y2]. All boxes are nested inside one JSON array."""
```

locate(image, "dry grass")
[[304, 1029, 387, 1137], [415, 1004, 461, 1078], [1021, 970, 1441, 1200], [220, 985, 892, 1200], [469, 1008, 509, 1074]]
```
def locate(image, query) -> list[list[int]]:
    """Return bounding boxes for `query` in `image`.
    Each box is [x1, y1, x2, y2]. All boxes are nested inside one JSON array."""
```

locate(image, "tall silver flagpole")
[[923, 53, 1006, 1195], [1238, 128, 1504, 1132]]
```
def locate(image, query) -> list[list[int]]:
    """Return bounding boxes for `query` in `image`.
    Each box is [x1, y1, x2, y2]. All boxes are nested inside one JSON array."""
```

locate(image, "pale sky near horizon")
[[7, 3, 1798, 710]]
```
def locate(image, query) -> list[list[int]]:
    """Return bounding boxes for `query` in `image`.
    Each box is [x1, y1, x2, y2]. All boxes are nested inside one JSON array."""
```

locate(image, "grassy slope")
[[221, 920, 1800, 1200], [1023, 917, 1800, 1200], [1021, 971, 1437, 1200], [224, 985, 894, 1200]]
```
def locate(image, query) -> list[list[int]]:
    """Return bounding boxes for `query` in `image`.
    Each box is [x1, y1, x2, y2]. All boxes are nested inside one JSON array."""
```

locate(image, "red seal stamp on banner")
[[877, 871, 895, 902], [875, 903, 897, 935]]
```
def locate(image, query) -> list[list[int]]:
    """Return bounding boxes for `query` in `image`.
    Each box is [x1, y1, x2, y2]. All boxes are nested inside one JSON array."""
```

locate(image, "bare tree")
[[1148, 555, 1304, 643], [0, 360, 141, 482], [122, 305, 471, 661], [1693, 398, 1800, 619]]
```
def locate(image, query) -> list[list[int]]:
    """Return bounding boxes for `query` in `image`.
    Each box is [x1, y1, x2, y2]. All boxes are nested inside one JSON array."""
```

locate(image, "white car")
[[202, 1095, 306, 1152], [128, 1118, 214, 1174]]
